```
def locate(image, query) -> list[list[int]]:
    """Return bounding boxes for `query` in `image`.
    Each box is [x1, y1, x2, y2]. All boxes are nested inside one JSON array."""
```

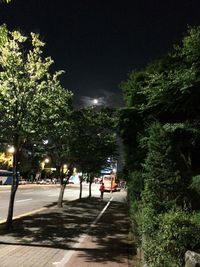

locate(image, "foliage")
[[0, 25, 72, 226], [120, 26, 200, 123], [0, 28, 57, 140], [0, 0, 11, 3], [190, 175, 200, 195], [144, 209, 200, 267], [127, 170, 144, 202], [119, 25, 200, 266], [70, 107, 117, 175], [0, 25, 72, 163], [142, 122, 182, 214], [118, 108, 146, 173], [32, 80, 73, 175], [0, 152, 12, 168]]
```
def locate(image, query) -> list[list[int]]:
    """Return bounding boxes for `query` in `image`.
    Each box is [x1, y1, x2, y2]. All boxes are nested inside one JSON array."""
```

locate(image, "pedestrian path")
[[0, 191, 133, 267], [0, 244, 66, 267], [61, 196, 131, 267]]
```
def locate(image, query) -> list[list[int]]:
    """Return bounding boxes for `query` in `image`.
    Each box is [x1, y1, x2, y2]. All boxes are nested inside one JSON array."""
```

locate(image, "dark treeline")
[[118, 26, 200, 266]]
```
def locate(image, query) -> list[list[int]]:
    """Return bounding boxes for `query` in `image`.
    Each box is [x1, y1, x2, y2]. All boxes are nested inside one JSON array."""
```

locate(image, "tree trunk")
[[79, 178, 82, 199], [57, 163, 73, 208], [6, 135, 19, 230], [57, 183, 66, 208], [89, 173, 93, 198], [57, 164, 65, 208]]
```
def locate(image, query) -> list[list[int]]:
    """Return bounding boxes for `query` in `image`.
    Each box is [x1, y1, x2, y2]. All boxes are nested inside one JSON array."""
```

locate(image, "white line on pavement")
[[16, 198, 32, 203], [92, 197, 113, 225]]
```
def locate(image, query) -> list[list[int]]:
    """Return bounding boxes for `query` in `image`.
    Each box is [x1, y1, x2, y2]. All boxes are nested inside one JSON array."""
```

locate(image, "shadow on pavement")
[[0, 197, 105, 250], [75, 200, 136, 264], [0, 194, 136, 265]]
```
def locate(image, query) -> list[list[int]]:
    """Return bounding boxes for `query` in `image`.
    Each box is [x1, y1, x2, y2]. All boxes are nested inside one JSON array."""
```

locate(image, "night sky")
[[1, 0, 200, 107]]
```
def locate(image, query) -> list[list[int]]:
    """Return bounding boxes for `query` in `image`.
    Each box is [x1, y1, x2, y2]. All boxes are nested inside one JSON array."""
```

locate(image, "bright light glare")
[[44, 158, 50, 163], [7, 146, 15, 154], [93, 99, 98, 105]]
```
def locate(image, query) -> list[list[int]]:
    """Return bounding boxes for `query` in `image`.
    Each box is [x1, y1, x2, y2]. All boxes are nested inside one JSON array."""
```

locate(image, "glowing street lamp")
[[7, 146, 15, 154], [44, 158, 50, 164], [41, 158, 50, 170], [63, 164, 67, 174]]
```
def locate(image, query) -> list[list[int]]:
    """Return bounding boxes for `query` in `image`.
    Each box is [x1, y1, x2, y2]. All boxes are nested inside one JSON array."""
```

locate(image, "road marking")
[[92, 197, 113, 225], [0, 191, 10, 193], [16, 198, 32, 203], [55, 196, 114, 267], [48, 194, 58, 197]]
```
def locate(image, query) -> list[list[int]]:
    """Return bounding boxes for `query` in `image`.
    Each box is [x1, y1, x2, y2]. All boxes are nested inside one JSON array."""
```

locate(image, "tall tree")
[[119, 25, 200, 264], [70, 107, 117, 198], [38, 83, 73, 208], [0, 25, 72, 228]]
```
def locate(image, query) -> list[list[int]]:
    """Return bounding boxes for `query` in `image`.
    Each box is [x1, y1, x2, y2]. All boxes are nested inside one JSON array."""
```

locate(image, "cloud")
[[75, 90, 124, 108]]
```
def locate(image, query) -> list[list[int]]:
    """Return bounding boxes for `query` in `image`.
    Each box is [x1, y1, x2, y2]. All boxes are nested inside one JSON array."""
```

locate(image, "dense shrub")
[[128, 170, 144, 202], [144, 209, 200, 267], [190, 175, 200, 194]]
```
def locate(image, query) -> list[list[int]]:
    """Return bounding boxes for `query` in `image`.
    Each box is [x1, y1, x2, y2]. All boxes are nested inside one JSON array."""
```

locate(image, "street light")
[[41, 158, 50, 170], [7, 146, 15, 154], [44, 158, 50, 164]]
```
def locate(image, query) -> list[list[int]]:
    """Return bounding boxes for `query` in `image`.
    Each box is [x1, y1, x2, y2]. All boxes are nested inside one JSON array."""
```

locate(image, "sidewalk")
[[0, 191, 133, 267], [62, 198, 132, 267]]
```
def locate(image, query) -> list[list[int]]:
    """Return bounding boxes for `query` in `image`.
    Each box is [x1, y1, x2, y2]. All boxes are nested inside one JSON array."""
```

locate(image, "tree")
[[120, 26, 200, 196], [0, 0, 11, 3], [0, 25, 72, 228], [29, 70, 73, 208], [40, 86, 73, 208], [70, 107, 117, 198], [119, 25, 200, 264], [142, 123, 182, 218], [121, 26, 200, 122]]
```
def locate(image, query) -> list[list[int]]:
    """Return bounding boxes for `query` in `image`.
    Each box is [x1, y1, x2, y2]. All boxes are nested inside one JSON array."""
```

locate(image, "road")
[[0, 183, 105, 222]]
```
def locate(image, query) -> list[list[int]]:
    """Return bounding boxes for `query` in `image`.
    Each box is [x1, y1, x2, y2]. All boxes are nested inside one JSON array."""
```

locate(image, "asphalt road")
[[0, 183, 105, 222]]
